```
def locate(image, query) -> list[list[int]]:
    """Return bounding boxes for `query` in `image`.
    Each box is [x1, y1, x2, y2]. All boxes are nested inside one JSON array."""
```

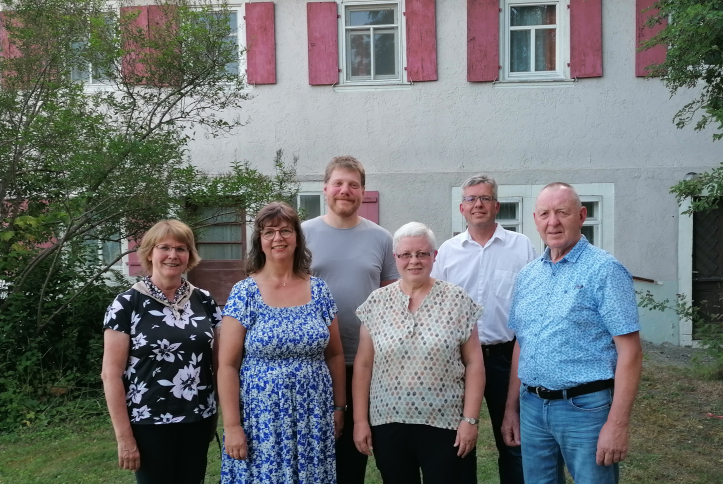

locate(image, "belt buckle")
[[535, 386, 548, 398]]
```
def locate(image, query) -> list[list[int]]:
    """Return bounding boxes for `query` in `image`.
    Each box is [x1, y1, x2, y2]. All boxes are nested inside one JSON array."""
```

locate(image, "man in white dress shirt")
[[431, 174, 536, 484]]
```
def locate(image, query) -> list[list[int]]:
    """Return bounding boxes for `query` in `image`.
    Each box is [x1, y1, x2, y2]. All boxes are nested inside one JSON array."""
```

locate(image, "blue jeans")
[[519, 386, 619, 484]]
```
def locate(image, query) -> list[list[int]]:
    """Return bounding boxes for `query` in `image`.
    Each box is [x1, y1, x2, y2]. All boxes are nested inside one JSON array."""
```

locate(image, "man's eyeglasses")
[[155, 244, 189, 254], [462, 195, 497, 204], [395, 251, 434, 260], [261, 228, 295, 240]]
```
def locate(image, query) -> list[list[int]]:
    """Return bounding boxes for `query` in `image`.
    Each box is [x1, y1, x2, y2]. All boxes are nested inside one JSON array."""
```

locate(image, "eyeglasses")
[[261, 228, 295, 240], [395, 251, 434, 260], [155, 244, 189, 254], [462, 195, 497, 204]]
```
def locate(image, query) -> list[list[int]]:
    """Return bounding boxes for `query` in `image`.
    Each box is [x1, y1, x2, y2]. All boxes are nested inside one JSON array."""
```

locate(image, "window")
[[297, 193, 326, 220], [581, 198, 601, 246], [195, 208, 245, 260], [341, 1, 403, 85], [498, 197, 522, 232], [501, 0, 568, 81], [201, 8, 243, 77], [71, 14, 115, 84]]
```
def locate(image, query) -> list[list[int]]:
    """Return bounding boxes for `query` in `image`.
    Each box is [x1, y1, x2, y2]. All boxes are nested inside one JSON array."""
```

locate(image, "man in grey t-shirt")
[[302, 156, 398, 484]]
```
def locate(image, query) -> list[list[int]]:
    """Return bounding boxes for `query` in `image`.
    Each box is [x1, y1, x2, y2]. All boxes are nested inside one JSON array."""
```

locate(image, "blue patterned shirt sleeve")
[[508, 237, 640, 390], [223, 278, 256, 329], [312, 277, 338, 326]]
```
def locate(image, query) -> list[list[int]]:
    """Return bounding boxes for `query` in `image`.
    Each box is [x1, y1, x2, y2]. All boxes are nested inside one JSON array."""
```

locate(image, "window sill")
[[333, 83, 412, 93], [493, 79, 576, 89]]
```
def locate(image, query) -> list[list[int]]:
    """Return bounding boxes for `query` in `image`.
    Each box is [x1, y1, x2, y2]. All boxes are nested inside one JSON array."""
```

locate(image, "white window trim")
[[498, 196, 524, 232], [498, 0, 572, 83], [451, 183, 614, 254], [297, 182, 328, 218], [336, 0, 409, 88]]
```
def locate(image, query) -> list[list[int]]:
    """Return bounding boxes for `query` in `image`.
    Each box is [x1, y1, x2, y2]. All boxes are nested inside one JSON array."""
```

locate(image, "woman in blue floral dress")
[[217, 202, 346, 483]]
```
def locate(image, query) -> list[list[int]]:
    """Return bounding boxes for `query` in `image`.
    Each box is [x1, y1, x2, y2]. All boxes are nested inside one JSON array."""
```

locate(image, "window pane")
[[499, 202, 518, 220], [349, 33, 371, 78], [299, 195, 321, 220], [71, 41, 90, 82], [511, 5, 556, 26], [581, 225, 595, 245], [349, 9, 395, 26], [102, 240, 122, 267], [534, 28, 556, 71], [582, 201, 597, 218], [198, 244, 242, 260], [510, 30, 531, 72], [225, 12, 239, 75], [502, 225, 518, 233], [374, 32, 396, 77]]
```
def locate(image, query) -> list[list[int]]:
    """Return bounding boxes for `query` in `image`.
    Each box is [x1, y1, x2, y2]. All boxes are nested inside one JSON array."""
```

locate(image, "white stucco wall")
[[184, 0, 722, 344]]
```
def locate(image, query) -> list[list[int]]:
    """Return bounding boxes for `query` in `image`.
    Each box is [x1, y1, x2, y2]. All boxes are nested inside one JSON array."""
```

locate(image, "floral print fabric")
[[220, 277, 337, 484], [356, 280, 483, 430], [103, 287, 222, 424]]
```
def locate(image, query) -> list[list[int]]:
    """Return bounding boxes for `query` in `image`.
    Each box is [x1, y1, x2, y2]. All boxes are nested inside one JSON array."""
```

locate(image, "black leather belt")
[[481, 339, 515, 358], [527, 379, 614, 400]]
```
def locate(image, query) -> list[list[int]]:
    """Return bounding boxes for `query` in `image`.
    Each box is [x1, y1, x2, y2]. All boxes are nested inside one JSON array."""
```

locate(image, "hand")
[[224, 425, 248, 460], [501, 408, 521, 447], [596, 420, 629, 466], [117, 435, 140, 471], [454, 420, 478, 457], [333, 410, 344, 440], [352, 420, 373, 456]]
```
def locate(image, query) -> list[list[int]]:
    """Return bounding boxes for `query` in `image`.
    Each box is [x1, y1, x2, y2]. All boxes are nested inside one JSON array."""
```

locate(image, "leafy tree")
[[642, 0, 723, 140], [0, 0, 297, 427]]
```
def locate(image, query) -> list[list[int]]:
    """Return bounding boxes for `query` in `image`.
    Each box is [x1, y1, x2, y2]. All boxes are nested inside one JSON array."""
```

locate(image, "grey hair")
[[540, 182, 582, 208], [393, 222, 437, 252], [461, 174, 498, 199]]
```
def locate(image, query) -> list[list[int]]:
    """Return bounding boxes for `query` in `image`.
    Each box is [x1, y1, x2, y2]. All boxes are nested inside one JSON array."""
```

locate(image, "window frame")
[[500, 0, 570, 82], [338, 0, 407, 87], [297, 191, 327, 220]]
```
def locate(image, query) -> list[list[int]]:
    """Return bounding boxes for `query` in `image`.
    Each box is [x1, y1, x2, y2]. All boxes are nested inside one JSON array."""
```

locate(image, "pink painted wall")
[[467, 0, 499, 82], [405, 0, 437, 82], [245, 2, 276, 85], [570, 0, 602, 78]]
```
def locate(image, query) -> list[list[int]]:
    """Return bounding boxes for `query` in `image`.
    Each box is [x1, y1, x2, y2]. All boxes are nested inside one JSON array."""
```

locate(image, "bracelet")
[[333, 405, 347, 412]]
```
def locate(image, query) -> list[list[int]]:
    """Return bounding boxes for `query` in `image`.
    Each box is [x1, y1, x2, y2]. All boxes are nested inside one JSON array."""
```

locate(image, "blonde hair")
[[136, 220, 201, 274], [324, 156, 366, 187]]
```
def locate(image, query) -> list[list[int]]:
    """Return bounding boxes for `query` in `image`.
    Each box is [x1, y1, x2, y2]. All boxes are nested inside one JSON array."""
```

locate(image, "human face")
[[260, 219, 297, 262], [460, 183, 500, 230], [148, 237, 189, 281], [534, 187, 587, 261], [395, 236, 437, 287], [324, 168, 365, 219]]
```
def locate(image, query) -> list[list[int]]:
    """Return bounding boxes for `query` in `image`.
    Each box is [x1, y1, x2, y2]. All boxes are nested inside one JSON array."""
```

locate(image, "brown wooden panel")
[[188, 260, 246, 306]]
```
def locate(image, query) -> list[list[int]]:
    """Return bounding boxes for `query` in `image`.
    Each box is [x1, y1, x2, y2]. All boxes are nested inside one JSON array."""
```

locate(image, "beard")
[[328, 196, 362, 218]]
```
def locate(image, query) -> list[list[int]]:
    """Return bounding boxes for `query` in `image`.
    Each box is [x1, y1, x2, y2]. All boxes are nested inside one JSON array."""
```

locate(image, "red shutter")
[[307, 2, 338, 85], [120, 6, 150, 83], [467, 0, 499, 82], [569, 0, 602, 78], [245, 2, 276, 85], [359, 191, 379, 225], [0, 11, 21, 60], [127, 239, 143, 277], [636, 0, 666, 77], [405, 0, 437, 82]]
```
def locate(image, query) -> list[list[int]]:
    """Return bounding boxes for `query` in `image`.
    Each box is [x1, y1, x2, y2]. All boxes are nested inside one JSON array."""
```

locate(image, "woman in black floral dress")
[[101, 220, 222, 484]]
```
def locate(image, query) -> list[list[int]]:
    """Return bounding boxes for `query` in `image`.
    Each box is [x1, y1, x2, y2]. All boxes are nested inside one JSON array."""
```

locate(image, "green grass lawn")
[[1, 358, 721, 483]]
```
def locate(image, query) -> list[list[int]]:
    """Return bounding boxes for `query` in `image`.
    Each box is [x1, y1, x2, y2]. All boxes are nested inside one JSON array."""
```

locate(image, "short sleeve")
[[597, 260, 640, 336], [455, 286, 483, 342], [197, 288, 223, 328], [380, 233, 399, 282], [223, 278, 256, 329], [102, 291, 133, 334], [313, 277, 338, 326]]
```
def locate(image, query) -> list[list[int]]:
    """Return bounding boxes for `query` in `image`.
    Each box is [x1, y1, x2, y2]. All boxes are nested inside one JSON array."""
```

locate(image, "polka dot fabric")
[[356, 280, 483, 430]]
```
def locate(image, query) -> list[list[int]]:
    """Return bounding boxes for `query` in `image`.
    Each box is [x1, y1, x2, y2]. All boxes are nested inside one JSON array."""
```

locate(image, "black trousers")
[[483, 343, 525, 484], [371, 423, 476, 484], [132, 417, 215, 484], [336, 365, 369, 484]]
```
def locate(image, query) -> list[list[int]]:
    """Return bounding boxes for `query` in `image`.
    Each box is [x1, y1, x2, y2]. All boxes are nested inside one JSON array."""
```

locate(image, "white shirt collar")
[[461, 223, 506, 248]]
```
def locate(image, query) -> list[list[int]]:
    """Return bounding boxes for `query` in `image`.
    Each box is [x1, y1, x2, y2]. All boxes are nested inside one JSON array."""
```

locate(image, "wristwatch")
[[333, 405, 347, 412], [461, 416, 479, 425]]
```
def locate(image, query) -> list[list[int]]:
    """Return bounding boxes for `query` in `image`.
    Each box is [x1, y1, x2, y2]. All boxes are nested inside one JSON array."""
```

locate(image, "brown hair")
[[136, 219, 201, 274], [323, 155, 366, 187], [246, 202, 312, 277]]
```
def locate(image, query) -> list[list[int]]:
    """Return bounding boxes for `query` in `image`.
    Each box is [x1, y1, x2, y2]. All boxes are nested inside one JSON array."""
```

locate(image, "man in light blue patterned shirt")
[[501, 182, 643, 484]]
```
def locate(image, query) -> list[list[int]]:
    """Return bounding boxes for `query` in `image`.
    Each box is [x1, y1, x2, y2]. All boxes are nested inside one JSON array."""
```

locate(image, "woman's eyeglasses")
[[261, 228, 295, 240], [155, 244, 189, 254], [395, 251, 434, 260]]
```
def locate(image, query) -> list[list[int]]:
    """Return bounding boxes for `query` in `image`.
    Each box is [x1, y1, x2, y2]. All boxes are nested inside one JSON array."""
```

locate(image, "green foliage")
[[642, 1, 723, 140], [0, 0, 298, 430], [637, 290, 723, 379]]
